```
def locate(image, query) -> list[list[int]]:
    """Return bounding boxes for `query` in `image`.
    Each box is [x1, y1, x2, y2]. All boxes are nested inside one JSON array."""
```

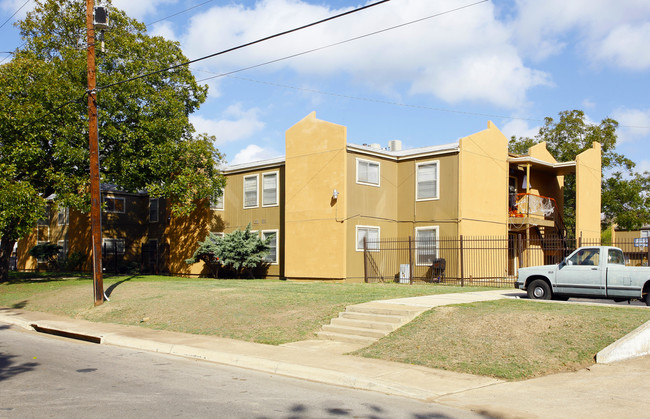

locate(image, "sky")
[[1, 0, 650, 172]]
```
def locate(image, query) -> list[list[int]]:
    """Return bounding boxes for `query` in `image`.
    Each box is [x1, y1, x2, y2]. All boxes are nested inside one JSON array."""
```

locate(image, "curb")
[[596, 320, 650, 364]]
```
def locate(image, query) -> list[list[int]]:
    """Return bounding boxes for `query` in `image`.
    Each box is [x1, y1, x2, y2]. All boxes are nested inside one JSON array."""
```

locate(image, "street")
[[0, 325, 486, 419]]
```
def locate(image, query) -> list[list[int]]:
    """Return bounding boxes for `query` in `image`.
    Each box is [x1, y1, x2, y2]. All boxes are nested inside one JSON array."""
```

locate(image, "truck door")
[[555, 248, 605, 296], [604, 248, 637, 298]]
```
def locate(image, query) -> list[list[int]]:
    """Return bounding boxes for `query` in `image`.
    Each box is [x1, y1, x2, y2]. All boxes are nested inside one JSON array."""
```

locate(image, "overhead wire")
[[0, 0, 30, 30], [144, 0, 216, 28], [97, 0, 392, 90]]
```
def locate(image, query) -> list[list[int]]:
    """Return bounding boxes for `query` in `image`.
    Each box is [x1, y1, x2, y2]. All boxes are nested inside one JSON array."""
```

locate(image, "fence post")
[[460, 235, 465, 287], [363, 237, 368, 283], [517, 234, 523, 269], [408, 236, 413, 285], [579, 231, 583, 248]]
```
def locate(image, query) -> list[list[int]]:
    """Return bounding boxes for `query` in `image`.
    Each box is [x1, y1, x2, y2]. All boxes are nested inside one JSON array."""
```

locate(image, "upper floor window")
[[262, 172, 279, 207], [210, 191, 224, 210], [57, 207, 69, 226], [356, 225, 380, 251], [356, 158, 380, 186], [416, 161, 439, 200], [243, 175, 259, 208], [149, 198, 159, 223], [103, 196, 125, 213]]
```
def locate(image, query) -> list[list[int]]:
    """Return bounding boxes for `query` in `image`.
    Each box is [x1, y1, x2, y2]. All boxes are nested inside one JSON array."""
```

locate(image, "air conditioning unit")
[[94, 6, 109, 30]]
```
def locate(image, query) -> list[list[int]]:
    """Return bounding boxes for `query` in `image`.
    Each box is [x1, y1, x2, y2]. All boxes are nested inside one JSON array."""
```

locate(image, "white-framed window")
[[57, 240, 68, 262], [211, 231, 225, 238], [210, 191, 224, 210], [243, 175, 259, 208], [415, 226, 439, 265], [262, 172, 279, 207], [103, 196, 125, 213], [103, 238, 125, 255], [356, 158, 380, 186], [57, 207, 69, 226], [149, 198, 159, 223], [356, 225, 380, 251], [416, 161, 439, 201], [261, 230, 279, 264]]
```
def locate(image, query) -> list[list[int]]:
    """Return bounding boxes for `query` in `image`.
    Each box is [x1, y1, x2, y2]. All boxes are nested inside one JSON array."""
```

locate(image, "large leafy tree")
[[0, 0, 225, 281], [509, 110, 648, 236]]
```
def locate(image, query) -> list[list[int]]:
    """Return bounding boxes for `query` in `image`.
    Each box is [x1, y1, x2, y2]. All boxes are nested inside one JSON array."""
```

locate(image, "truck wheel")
[[645, 292, 650, 307], [527, 279, 552, 300]]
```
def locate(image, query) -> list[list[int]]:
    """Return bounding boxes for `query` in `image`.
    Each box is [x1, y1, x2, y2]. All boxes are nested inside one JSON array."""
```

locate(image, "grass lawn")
[[0, 275, 482, 344], [354, 299, 650, 380]]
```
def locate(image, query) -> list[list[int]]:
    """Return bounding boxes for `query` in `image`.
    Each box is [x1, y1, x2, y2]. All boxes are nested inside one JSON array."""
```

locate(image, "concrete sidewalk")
[[1, 289, 648, 418]]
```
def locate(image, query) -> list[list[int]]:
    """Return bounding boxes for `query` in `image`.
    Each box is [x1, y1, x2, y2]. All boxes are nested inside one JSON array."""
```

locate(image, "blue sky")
[[2, 0, 649, 172]]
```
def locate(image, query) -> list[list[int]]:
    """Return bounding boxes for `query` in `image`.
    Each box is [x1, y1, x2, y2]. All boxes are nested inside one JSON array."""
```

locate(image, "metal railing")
[[363, 235, 649, 287]]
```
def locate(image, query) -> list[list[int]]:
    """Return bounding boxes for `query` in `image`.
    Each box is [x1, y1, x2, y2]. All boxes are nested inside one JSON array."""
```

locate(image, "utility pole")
[[86, 0, 104, 306]]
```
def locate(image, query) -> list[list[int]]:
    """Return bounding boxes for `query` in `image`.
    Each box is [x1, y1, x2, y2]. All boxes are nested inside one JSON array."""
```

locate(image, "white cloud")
[[612, 108, 650, 144], [637, 160, 650, 173], [171, 0, 550, 109], [500, 119, 541, 140], [190, 104, 265, 145], [0, 0, 34, 20], [511, 0, 650, 69], [149, 21, 178, 42], [230, 144, 282, 165]]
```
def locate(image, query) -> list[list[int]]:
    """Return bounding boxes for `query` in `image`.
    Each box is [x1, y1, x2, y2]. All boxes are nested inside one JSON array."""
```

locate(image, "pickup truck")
[[515, 246, 650, 306]]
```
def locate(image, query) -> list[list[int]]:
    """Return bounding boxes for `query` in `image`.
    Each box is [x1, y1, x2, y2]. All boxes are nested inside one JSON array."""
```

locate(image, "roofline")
[[222, 156, 286, 174], [508, 156, 577, 174], [346, 142, 460, 161]]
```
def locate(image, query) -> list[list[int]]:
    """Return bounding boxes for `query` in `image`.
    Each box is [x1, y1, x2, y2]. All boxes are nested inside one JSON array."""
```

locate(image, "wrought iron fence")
[[363, 236, 649, 287]]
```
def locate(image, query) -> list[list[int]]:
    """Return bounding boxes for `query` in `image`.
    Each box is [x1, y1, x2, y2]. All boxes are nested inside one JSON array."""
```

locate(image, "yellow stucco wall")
[[575, 142, 602, 240], [284, 112, 348, 280], [458, 121, 509, 237]]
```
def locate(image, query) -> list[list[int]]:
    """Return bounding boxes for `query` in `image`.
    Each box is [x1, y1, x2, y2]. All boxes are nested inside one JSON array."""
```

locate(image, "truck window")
[[568, 248, 600, 266], [607, 249, 625, 265]]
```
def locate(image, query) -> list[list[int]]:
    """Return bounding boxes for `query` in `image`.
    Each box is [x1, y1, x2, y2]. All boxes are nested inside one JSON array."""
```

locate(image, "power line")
[[145, 0, 215, 28], [0, 0, 30, 30], [193, 0, 489, 83], [97, 0, 392, 90]]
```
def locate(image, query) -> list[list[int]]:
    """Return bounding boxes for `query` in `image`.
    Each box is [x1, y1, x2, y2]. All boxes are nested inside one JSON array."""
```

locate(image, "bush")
[[63, 251, 85, 271], [29, 243, 61, 270], [187, 224, 270, 278]]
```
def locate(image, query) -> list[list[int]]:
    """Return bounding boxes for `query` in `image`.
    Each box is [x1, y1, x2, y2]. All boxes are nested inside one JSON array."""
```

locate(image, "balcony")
[[509, 193, 557, 229]]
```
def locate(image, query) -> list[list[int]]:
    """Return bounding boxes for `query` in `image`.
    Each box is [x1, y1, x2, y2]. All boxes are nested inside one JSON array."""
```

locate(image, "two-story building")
[[16, 112, 602, 281]]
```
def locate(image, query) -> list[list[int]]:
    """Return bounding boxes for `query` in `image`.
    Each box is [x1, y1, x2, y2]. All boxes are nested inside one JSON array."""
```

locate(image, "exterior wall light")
[[332, 189, 339, 200]]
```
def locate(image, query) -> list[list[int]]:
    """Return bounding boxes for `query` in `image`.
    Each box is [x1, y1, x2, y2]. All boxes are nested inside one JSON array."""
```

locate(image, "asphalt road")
[[0, 326, 488, 419]]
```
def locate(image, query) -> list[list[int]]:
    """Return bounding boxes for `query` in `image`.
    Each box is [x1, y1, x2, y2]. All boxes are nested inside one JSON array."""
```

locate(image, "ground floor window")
[[103, 238, 125, 255], [356, 225, 380, 251], [415, 226, 439, 265], [261, 230, 278, 264]]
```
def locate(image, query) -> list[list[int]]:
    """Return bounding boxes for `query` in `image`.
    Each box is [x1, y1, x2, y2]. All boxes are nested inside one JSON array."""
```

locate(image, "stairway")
[[316, 302, 426, 346]]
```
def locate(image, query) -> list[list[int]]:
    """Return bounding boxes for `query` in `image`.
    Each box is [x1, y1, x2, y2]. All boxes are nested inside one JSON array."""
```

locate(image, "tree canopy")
[[509, 110, 649, 234], [0, 0, 225, 281]]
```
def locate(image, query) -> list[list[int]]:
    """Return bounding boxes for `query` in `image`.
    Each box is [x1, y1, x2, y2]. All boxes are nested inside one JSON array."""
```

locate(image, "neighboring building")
[[15, 112, 602, 281]]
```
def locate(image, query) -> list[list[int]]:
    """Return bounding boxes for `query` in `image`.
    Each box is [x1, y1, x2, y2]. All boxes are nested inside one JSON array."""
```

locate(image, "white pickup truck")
[[515, 246, 650, 305]]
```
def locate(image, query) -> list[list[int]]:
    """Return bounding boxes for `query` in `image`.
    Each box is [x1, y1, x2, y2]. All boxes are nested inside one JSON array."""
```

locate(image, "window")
[[103, 238, 125, 255], [149, 198, 159, 223], [415, 226, 439, 265], [210, 231, 224, 240], [356, 158, 380, 186], [262, 172, 279, 207], [416, 161, 439, 200], [607, 249, 625, 265], [262, 230, 278, 264], [243, 175, 258, 208], [567, 248, 600, 266], [356, 226, 380, 251], [57, 207, 69, 226], [103, 196, 125, 213], [57, 240, 68, 262], [210, 191, 224, 210]]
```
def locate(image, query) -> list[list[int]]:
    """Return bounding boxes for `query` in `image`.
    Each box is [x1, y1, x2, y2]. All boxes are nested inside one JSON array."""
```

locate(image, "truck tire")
[[646, 292, 650, 307], [527, 279, 552, 300]]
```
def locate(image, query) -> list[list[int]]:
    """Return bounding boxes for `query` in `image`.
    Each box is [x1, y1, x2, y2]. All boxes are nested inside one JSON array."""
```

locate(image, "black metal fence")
[[101, 242, 169, 275], [363, 236, 649, 287]]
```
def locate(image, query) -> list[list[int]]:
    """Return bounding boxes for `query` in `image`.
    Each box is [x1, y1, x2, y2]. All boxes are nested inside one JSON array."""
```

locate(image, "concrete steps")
[[316, 302, 426, 347]]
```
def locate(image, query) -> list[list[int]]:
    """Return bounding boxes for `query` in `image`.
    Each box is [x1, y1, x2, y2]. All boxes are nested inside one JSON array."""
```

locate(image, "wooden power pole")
[[86, 0, 104, 306]]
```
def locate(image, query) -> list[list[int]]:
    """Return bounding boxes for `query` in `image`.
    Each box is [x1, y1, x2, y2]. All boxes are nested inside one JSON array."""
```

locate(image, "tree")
[[508, 110, 648, 236], [187, 225, 270, 279], [28, 242, 62, 270], [0, 0, 225, 281], [601, 171, 650, 230]]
